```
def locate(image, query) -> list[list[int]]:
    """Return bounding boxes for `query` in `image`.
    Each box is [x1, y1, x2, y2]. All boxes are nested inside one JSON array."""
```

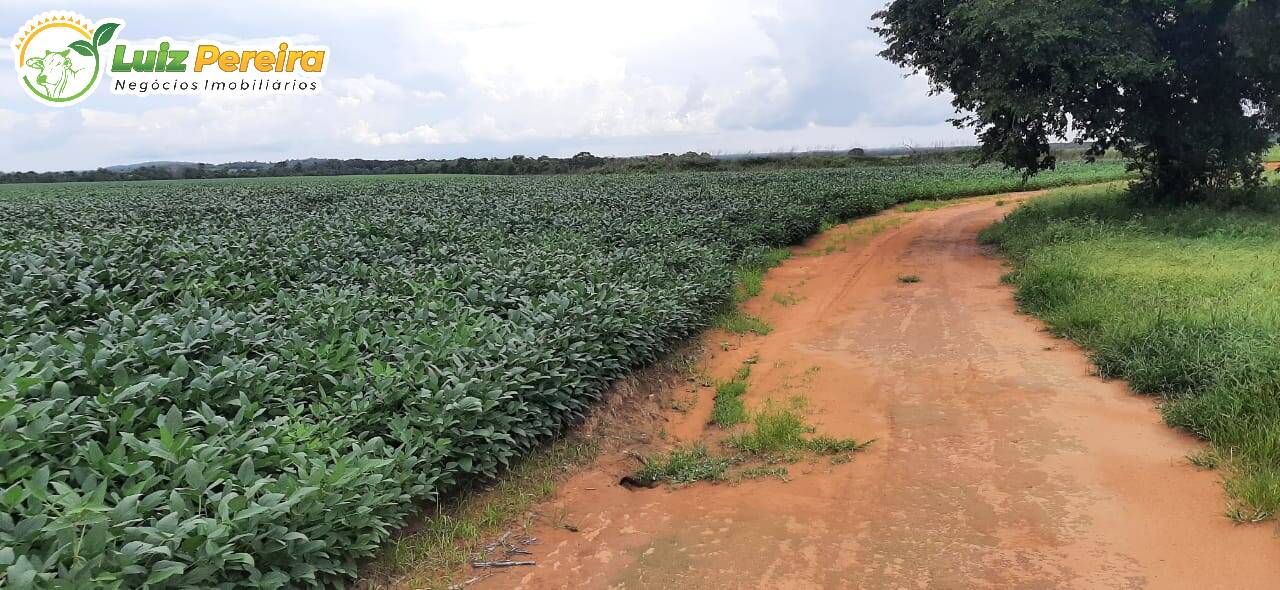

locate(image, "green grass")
[[734, 268, 767, 302], [771, 291, 801, 306], [632, 444, 733, 485], [980, 182, 1280, 521], [1266, 146, 1280, 163], [714, 311, 772, 335], [733, 247, 792, 302], [724, 399, 872, 460], [1226, 469, 1280, 523], [710, 363, 753, 427], [806, 435, 872, 455], [711, 378, 749, 427], [715, 246, 789, 335], [734, 466, 791, 482], [1187, 449, 1221, 470], [901, 199, 956, 212], [724, 399, 812, 455]]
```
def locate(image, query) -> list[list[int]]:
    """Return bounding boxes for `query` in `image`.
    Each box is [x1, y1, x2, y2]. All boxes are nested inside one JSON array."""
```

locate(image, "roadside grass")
[[714, 311, 772, 335], [633, 444, 733, 485], [710, 365, 751, 427], [1226, 469, 1280, 523], [714, 246, 788, 333], [1187, 449, 1220, 470], [734, 466, 792, 482], [734, 247, 792, 302], [901, 198, 957, 212], [980, 182, 1280, 522], [806, 215, 908, 256], [772, 290, 801, 306], [903, 193, 1024, 212], [363, 435, 600, 589]]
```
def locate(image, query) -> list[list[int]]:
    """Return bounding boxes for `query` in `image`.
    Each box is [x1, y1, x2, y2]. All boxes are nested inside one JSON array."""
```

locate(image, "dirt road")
[[470, 193, 1280, 589]]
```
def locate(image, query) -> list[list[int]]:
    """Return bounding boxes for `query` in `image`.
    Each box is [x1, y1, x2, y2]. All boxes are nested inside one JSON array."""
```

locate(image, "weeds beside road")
[[982, 181, 1280, 521]]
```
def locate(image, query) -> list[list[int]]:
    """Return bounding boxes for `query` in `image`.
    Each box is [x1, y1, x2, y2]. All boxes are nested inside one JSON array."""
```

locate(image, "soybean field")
[[0, 162, 1126, 589]]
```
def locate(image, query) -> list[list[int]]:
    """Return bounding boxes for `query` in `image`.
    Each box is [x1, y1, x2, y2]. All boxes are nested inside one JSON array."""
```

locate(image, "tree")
[[874, 0, 1280, 201]]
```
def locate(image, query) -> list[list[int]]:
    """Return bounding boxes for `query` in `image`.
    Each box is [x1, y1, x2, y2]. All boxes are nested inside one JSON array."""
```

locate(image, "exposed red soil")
[[455, 193, 1280, 589]]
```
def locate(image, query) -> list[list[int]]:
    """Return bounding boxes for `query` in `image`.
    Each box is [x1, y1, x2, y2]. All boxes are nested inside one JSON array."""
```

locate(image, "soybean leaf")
[[163, 405, 182, 435], [7, 555, 36, 589], [145, 560, 186, 585]]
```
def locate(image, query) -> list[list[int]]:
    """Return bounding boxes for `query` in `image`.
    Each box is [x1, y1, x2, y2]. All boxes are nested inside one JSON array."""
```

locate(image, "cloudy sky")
[[0, 0, 974, 172]]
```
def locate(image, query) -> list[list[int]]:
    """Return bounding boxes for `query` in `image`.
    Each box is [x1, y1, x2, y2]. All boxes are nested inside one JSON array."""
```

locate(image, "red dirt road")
[[469, 193, 1280, 589]]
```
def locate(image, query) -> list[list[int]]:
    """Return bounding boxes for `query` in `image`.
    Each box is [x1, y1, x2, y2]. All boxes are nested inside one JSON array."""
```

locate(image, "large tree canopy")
[[874, 0, 1280, 200]]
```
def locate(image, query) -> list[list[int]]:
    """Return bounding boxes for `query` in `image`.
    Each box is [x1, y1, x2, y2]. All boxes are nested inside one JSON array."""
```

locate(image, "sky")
[[0, 0, 975, 172]]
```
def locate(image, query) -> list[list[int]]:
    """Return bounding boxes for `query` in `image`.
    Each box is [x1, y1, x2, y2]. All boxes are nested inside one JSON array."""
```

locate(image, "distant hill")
[[105, 161, 198, 173]]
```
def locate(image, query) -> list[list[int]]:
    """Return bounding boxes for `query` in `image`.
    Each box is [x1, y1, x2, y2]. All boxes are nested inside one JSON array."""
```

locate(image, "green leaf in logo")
[[93, 22, 120, 47], [69, 40, 95, 57]]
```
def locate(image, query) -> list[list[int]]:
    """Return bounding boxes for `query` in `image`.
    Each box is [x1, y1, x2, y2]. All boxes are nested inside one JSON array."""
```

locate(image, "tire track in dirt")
[[461, 192, 1280, 590]]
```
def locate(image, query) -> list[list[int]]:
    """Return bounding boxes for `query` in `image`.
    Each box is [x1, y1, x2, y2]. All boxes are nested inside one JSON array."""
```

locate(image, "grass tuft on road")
[[980, 182, 1280, 521], [725, 398, 871, 460], [714, 311, 772, 335], [633, 396, 872, 487], [710, 364, 752, 427], [633, 444, 734, 485]]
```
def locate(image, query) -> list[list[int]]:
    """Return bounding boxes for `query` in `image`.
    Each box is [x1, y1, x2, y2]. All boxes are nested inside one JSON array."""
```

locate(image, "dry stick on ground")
[[471, 561, 537, 568], [480, 531, 539, 563], [483, 532, 512, 552]]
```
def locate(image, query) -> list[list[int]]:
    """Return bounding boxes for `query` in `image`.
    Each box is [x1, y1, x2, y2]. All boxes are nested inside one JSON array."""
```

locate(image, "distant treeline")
[[1, 146, 1108, 184]]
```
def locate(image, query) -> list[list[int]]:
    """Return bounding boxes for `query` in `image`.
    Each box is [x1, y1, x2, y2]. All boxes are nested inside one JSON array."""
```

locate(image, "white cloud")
[[80, 108, 143, 129], [31, 111, 60, 129], [348, 119, 461, 146], [331, 75, 407, 107], [0, 0, 969, 171], [0, 108, 24, 132]]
